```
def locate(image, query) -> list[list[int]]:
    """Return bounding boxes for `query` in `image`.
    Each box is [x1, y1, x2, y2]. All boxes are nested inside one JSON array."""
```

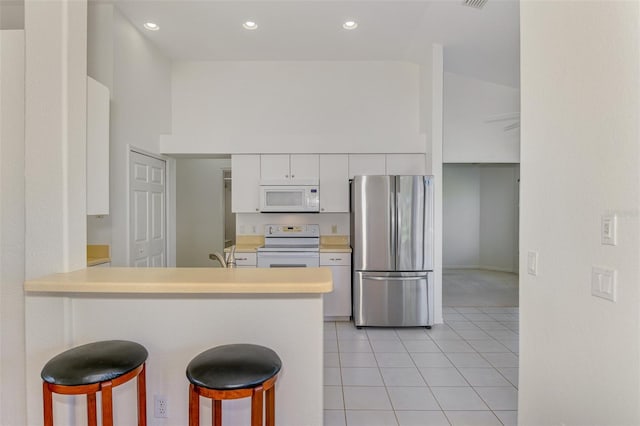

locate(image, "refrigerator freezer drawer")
[[353, 271, 433, 327]]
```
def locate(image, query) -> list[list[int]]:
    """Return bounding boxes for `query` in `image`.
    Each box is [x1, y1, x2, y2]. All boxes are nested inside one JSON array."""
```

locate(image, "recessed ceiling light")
[[243, 21, 258, 30], [343, 20, 358, 30], [143, 22, 159, 31]]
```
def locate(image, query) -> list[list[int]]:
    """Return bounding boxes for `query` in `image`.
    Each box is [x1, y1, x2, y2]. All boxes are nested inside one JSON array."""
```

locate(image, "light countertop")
[[24, 267, 332, 294], [225, 235, 351, 253], [319, 235, 351, 253], [87, 244, 110, 266], [319, 244, 352, 253]]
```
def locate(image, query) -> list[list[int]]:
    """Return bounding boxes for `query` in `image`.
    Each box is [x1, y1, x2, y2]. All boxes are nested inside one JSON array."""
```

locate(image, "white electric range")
[[257, 224, 320, 268]]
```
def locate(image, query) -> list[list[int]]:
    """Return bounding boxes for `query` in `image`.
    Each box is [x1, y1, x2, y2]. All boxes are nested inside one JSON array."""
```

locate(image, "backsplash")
[[236, 213, 349, 236]]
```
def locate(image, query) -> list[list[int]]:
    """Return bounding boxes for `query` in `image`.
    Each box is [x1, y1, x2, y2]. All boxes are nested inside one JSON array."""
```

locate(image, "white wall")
[[162, 61, 425, 154], [427, 45, 444, 325], [87, 5, 173, 265], [479, 165, 519, 273], [0, 29, 25, 426], [443, 164, 519, 273], [443, 165, 480, 267], [176, 158, 230, 267], [443, 72, 520, 163], [236, 213, 350, 239], [0, 0, 23, 30], [23, 0, 88, 422], [520, 1, 640, 424]]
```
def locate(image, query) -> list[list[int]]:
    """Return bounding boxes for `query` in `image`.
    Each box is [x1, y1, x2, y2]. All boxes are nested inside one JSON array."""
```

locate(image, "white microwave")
[[260, 185, 320, 212]]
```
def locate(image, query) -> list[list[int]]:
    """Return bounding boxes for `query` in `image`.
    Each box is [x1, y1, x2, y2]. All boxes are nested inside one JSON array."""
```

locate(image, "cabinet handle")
[[237, 257, 247, 261], [291, 174, 295, 178], [330, 258, 343, 261], [321, 208, 325, 211], [285, 174, 289, 178], [255, 208, 259, 211]]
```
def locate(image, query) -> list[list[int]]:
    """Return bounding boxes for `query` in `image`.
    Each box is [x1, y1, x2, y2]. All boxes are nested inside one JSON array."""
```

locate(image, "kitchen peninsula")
[[24, 267, 331, 426]]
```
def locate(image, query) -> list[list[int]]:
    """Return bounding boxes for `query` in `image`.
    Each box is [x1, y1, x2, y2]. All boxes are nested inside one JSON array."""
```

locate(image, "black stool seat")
[[186, 344, 282, 391], [41, 340, 148, 386]]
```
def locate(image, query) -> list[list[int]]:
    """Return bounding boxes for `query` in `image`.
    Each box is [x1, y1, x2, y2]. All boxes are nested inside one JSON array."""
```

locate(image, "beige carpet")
[[443, 268, 519, 307]]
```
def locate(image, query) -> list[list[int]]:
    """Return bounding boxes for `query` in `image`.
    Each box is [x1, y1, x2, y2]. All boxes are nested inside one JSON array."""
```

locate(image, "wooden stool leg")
[[189, 384, 200, 426], [251, 386, 264, 426], [43, 382, 53, 426], [137, 363, 147, 426], [101, 381, 114, 426], [213, 400, 222, 426], [87, 393, 97, 426], [265, 386, 275, 426]]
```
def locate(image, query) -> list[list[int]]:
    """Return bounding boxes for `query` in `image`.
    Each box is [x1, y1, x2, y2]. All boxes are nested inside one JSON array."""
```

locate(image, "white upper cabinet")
[[385, 154, 427, 175], [232, 155, 261, 213], [348, 154, 386, 179], [319, 155, 349, 213], [87, 76, 110, 215], [260, 154, 319, 185], [260, 154, 289, 183]]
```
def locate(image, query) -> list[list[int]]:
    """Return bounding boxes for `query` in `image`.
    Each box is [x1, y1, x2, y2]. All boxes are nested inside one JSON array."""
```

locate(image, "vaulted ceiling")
[[113, 0, 520, 88]]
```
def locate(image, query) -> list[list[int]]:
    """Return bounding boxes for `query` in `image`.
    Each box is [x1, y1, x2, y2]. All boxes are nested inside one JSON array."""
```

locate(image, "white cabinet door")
[[87, 76, 110, 215], [386, 154, 427, 175], [261, 154, 319, 185], [260, 155, 290, 184], [290, 154, 319, 184], [234, 252, 257, 268], [348, 154, 386, 179], [232, 155, 261, 213], [321, 253, 352, 318], [319, 154, 349, 213]]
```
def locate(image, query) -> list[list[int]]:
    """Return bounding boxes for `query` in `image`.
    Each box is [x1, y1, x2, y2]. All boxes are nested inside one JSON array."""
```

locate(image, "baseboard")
[[444, 265, 517, 274], [324, 316, 351, 322], [443, 265, 481, 270]]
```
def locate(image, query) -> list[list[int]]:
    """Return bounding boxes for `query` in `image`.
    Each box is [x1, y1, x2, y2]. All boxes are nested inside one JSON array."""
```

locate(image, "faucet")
[[209, 252, 227, 268], [209, 245, 236, 268]]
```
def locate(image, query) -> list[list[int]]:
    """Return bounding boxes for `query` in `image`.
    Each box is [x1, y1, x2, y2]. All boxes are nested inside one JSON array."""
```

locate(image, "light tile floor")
[[323, 306, 519, 426]]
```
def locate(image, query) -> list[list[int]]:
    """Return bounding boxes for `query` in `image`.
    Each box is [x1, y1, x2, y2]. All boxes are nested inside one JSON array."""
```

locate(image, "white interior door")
[[130, 151, 166, 267]]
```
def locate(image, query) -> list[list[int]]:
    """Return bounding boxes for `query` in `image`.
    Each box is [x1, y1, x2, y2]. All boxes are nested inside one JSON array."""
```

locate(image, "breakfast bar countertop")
[[24, 267, 333, 294]]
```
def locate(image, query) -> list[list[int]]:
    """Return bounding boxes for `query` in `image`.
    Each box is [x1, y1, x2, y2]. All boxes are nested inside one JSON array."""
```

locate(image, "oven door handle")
[[269, 264, 308, 268], [257, 251, 320, 258]]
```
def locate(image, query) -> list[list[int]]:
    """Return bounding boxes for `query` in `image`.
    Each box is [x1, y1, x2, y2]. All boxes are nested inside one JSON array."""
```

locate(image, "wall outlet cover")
[[591, 266, 617, 302]]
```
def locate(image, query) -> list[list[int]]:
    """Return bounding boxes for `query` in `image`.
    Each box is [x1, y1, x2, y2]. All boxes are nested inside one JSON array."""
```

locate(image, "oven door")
[[257, 251, 320, 268]]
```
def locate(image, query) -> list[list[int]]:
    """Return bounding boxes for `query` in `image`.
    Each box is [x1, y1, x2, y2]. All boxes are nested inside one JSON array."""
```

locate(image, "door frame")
[[127, 145, 176, 267]]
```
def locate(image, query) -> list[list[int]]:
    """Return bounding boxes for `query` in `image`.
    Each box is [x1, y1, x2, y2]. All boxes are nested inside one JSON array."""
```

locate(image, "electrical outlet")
[[591, 266, 617, 302], [154, 395, 168, 418], [331, 224, 338, 234]]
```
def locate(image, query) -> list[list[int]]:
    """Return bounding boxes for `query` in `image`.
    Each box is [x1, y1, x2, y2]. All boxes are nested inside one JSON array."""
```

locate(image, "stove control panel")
[[265, 224, 320, 237]]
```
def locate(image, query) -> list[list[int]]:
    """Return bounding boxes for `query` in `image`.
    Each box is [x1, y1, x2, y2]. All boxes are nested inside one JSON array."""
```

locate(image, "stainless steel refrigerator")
[[351, 175, 434, 327]]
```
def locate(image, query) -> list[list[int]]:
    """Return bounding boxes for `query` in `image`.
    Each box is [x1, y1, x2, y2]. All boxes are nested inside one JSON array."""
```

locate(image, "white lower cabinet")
[[235, 252, 257, 268], [320, 253, 351, 318]]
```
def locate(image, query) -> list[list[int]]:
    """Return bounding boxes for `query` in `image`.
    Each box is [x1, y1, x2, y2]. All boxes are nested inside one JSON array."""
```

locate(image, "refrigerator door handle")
[[362, 275, 429, 281]]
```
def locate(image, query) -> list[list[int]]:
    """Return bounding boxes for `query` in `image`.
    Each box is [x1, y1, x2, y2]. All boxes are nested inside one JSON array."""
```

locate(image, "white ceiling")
[[114, 0, 520, 87]]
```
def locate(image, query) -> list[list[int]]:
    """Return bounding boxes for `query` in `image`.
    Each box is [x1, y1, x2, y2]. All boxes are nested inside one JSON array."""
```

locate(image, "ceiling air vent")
[[462, 0, 488, 9]]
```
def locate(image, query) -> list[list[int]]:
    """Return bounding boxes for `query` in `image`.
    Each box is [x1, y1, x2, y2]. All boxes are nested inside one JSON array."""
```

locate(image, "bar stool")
[[186, 344, 282, 426], [41, 340, 148, 426]]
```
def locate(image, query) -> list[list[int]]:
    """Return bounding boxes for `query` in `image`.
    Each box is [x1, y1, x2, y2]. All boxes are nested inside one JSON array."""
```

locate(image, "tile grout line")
[[324, 306, 518, 426]]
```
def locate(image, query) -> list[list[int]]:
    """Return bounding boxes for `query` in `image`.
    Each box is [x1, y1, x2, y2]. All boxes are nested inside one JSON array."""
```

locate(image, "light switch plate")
[[601, 214, 617, 246], [591, 266, 617, 302], [527, 251, 538, 276]]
